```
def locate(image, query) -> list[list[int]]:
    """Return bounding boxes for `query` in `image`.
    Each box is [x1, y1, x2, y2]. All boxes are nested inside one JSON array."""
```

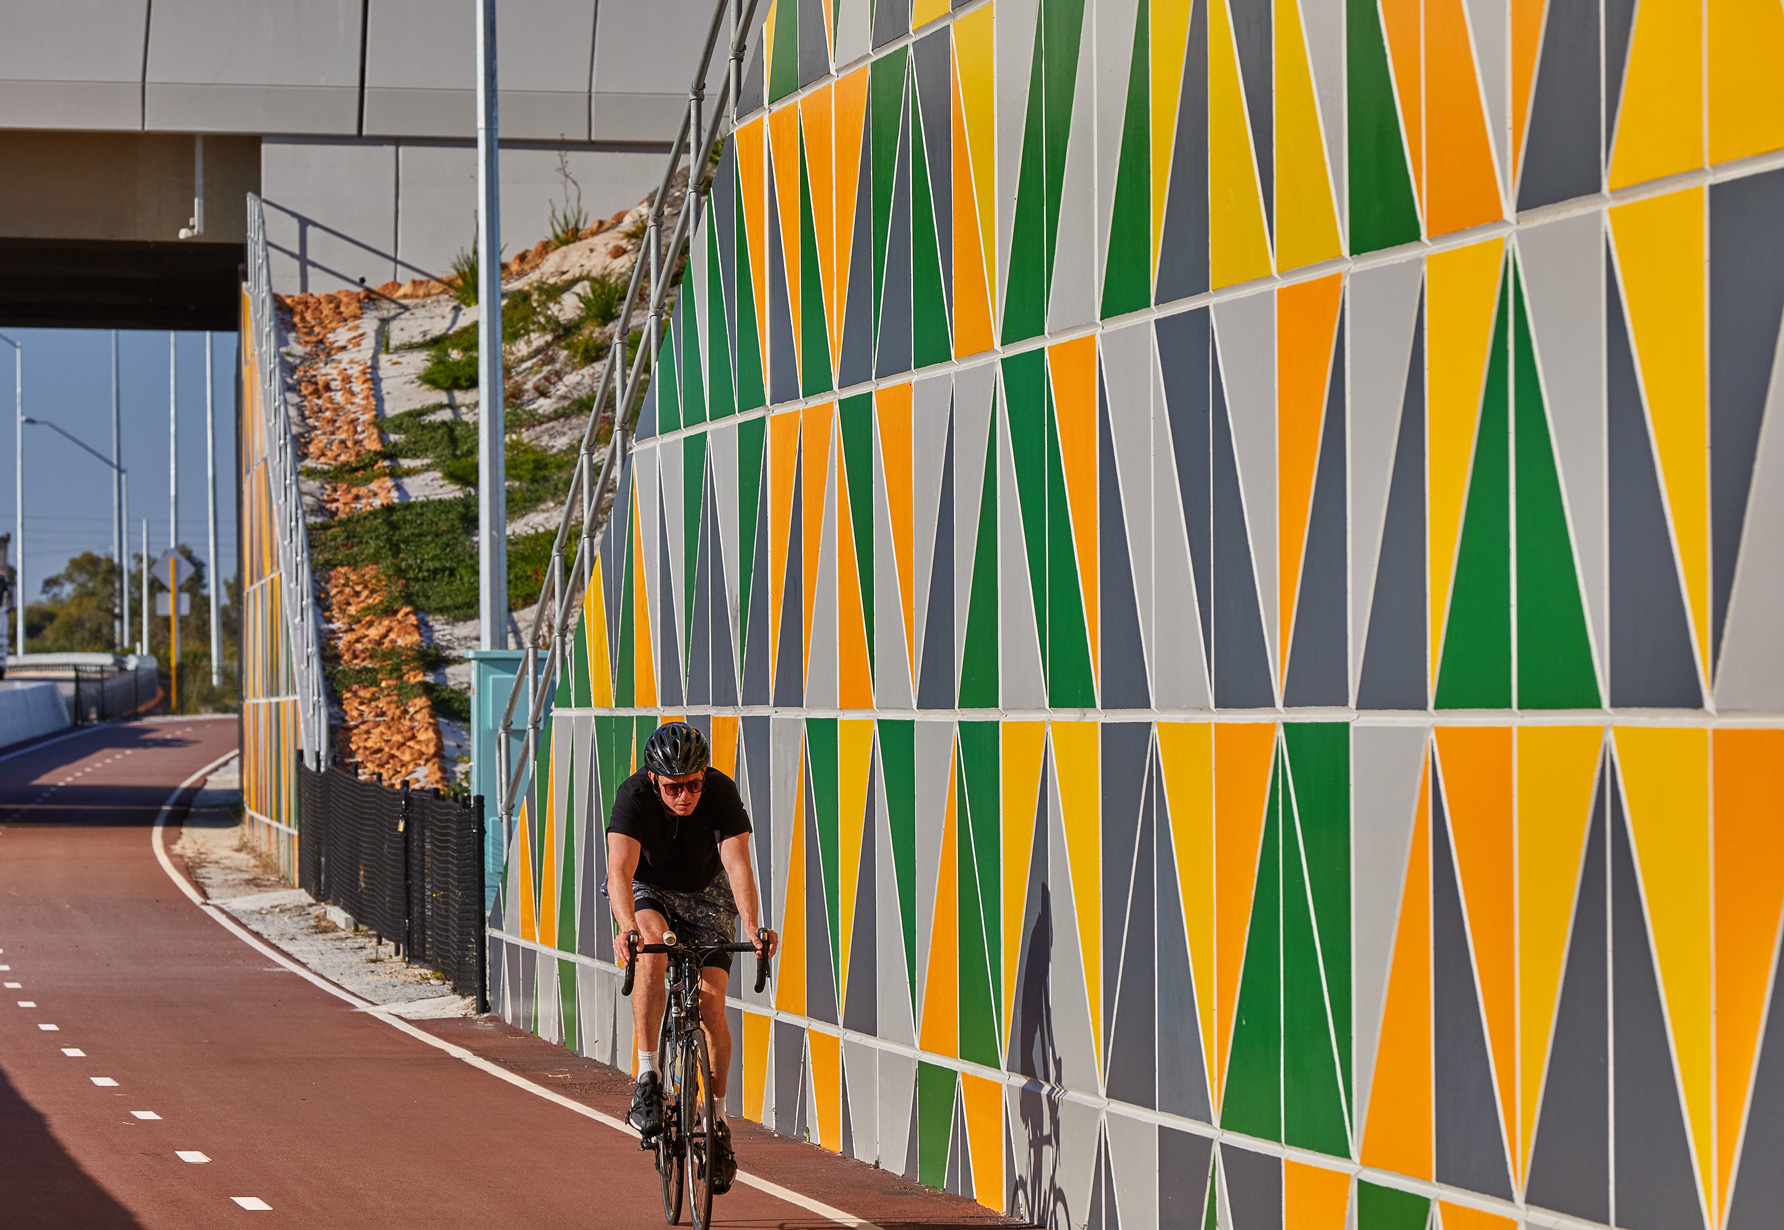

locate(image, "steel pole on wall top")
[[112, 331, 123, 653], [206, 332, 220, 688], [475, 0, 506, 653]]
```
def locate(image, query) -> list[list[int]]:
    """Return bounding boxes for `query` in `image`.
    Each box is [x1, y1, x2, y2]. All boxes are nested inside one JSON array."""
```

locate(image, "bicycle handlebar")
[[620, 929, 776, 997]]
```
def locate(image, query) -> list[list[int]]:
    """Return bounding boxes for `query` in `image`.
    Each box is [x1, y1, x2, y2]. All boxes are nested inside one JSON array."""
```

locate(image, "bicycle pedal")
[[640, 1135, 658, 1152]]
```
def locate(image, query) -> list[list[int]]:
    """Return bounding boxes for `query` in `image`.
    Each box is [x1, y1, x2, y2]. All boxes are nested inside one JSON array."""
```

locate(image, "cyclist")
[[609, 721, 776, 1194]]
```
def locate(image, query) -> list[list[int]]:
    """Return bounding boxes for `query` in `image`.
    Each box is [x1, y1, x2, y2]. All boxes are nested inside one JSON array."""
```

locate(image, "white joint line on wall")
[[544, 703, 1784, 726], [151, 765, 886, 1230], [487, 924, 1540, 1225], [242, 805, 298, 838]]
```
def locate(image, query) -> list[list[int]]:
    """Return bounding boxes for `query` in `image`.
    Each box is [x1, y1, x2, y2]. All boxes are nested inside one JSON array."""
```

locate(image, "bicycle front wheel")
[[683, 1027, 716, 1230], [657, 1013, 684, 1225]]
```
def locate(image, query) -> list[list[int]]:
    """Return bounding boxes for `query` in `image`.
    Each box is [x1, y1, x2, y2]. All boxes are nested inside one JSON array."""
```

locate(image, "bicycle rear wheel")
[[656, 1013, 684, 1224], [683, 1027, 716, 1230]]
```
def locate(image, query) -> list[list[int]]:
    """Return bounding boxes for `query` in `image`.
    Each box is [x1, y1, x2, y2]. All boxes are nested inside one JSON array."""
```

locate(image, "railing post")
[[399, 780, 412, 960], [474, 794, 489, 1014]]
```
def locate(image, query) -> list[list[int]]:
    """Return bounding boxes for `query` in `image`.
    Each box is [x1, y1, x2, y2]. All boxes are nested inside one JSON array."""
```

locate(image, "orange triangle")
[[1709, 0, 1784, 164], [835, 454, 873, 709], [1362, 753, 1433, 1179], [1713, 729, 1784, 1218], [768, 104, 804, 372], [1434, 727, 1516, 1177], [960, 1071, 1005, 1210], [1049, 337, 1100, 678], [951, 37, 995, 358], [1276, 273, 1343, 681], [632, 488, 657, 708], [1285, 1162, 1349, 1230], [583, 562, 614, 706], [709, 715, 740, 777], [1213, 721, 1277, 1105], [736, 118, 770, 380], [832, 68, 870, 360], [920, 741, 961, 1058], [1441, 1203, 1517, 1230], [1379, 0, 1424, 207], [1424, 0, 1503, 236], [1001, 721, 1048, 1050], [1510, 0, 1544, 172]]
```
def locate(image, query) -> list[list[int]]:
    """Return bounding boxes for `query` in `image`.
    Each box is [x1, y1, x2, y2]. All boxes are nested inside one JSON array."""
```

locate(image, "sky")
[[0, 327, 237, 608]]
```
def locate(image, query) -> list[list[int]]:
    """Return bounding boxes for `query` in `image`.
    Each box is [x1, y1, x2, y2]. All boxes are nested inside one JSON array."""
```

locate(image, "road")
[[0, 718, 997, 1229]]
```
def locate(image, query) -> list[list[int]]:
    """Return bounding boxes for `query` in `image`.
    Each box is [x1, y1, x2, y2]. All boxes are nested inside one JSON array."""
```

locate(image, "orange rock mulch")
[[321, 565, 442, 788]]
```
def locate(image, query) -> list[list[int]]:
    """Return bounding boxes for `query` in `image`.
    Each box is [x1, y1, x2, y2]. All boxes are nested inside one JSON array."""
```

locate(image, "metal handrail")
[[245, 198, 330, 766], [494, 0, 759, 845]]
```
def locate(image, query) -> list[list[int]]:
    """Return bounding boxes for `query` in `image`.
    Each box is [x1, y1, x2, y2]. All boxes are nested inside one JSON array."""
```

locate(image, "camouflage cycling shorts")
[[632, 870, 740, 971]]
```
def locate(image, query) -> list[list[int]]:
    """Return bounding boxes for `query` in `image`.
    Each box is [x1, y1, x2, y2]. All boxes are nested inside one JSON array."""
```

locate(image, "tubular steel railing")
[[246, 197, 331, 767], [494, 0, 760, 848]]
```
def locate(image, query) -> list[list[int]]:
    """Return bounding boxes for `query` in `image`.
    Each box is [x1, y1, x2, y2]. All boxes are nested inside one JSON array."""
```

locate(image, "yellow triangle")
[[516, 797, 538, 944], [1614, 726, 1714, 1217], [1051, 720, 1103, 1076], [1609, 190, 1710, 680], [1272, 0, 1342, 272], [1157, 720, 1216, 1098], [1001, 722, 1047, 1051], [1608, 0, 1704, 188], [1152, 0, 1194, 277], [1710, 0, 1784, 164], [583, 562, 613, 707], [1426, 239, 1505, 678], [1208, 0, 1275, 288]]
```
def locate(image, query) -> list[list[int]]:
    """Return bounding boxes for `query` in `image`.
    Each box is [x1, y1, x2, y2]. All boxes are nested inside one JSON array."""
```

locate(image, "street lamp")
[[22, 416, 128, 654], [0, 332, 20, 658]]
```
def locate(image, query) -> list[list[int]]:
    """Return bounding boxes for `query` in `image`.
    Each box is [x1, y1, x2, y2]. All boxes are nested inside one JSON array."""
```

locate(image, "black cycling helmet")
[[643, 721, 710, 777]]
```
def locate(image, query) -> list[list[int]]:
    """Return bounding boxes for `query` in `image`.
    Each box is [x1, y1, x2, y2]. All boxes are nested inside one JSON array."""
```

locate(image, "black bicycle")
[[622, 927, 774, 1230]]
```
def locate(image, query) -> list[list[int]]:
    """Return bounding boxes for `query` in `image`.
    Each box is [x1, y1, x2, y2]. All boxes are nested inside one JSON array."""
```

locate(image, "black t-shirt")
[[608, 767, 751, 892]]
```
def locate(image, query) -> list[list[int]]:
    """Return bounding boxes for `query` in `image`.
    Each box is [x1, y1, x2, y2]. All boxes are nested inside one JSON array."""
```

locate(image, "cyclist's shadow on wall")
[[1008, 883, 1073, 1230]]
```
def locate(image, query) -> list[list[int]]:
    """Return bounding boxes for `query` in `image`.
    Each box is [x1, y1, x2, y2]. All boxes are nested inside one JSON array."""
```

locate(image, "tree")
[[26, 551, 122, 652]]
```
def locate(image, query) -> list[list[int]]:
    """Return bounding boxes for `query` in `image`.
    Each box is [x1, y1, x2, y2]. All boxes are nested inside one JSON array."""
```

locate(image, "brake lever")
[[753, 928, 775, 995], [620, 930, 640, 997]]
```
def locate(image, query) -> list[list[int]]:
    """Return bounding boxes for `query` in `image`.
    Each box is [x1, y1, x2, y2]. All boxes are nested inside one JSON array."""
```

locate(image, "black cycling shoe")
[[709, 1119, 737, 1194], [628, 1071, 663, 1136]]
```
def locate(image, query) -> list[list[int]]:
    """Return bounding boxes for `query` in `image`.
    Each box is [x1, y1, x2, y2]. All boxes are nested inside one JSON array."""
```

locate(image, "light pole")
[[476, 0, 506, 652], [24, 420, 128, 646], [169, 332, 179, 709], [112, 331, 124, 651], [205, 333, 220, 687], [1, 332, 20, 658]]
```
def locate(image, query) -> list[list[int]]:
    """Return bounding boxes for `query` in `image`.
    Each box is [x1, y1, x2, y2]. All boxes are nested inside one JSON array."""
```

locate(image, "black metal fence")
[[296, 758, 487, 1010]]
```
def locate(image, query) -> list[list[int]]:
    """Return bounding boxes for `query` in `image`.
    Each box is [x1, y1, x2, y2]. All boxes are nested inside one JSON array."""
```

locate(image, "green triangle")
[[1436, 267, 1513, 709], [737, 416, 767, 665], [1102, 0, 1152, 317], [1045, 387, 1095, 708], [959, 411, 1000, 708], [1358, 1180, 1431, 1230], [878, 718, 919, 1013], [734, 183, 767, 413], [706, 221, 735, 420], [594, 715, 625, 823], [530, 720, 553, 910], [1283, 748, 1350, 1157], [572, 610, 593, 708], [770, 0, 800, 103], [1002, 8, 1050, 345], [909, 74, 952, 369], [683, 433, 707, 653], [1221, 749, 1283, 1142], [1202, 1154, 1220, 1230], [799, 132, 833, 396], [1003, 351, 1051, 675], [1513, 263, 1601, 709], [681, 283, 707, 425], [957, 720, 1001, 1064], [558, 749, 578, 952], [1346, 0, 1421, 253], [806, 717, 842, 989], [839, 394, 876, 670], [558, 957, 579, 1049], [870, 50, 907, 341], [1041, 0, 1088, 297]]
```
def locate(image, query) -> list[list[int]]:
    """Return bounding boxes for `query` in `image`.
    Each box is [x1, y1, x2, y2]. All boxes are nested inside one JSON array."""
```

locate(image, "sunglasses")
[[657, 777, 706, 799]]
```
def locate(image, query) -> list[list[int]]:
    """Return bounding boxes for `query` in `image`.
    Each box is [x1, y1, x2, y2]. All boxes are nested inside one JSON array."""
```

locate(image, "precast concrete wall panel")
[[0, 0, 148, 129], [260, 139, 398, 292]]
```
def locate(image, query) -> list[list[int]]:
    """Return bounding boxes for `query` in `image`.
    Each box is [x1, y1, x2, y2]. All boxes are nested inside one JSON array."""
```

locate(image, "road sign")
[[154, 550, 195, 589], [155, 592, 192, 616]]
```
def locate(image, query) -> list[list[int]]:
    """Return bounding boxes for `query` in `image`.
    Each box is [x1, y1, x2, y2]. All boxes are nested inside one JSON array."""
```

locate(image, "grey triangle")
[[739, 28, 766, 115], [688, 472, 714, 705], [1220, 1143, 1281, 1230], [1159, 1127, 1214, 1228], [904, 1077, 921, 1179], [1106, 748, 1158, 1110], [844, 753, 879, 1033], [1212, 352, 1276, 708], [1283, 308, 1349, 707], [916, 410, 956, 708], [1607, 254, 1703, 707], [841, 1056, 856, 1158], [806, 771, 839, 1025], [742, 487, 773, 704], [1008, 753, 1054, 1082], [1357, 297, 1428, 709], [767, 164, 801, 405], [1604, 0, 1637, 156], [773, 440, 805, 707], [656, 495, 684, 707], [799, 0, 830, 86], [875, 0, 911, 50], [1100, 370, 1151, 708], [912, 27, 952, 307], [1158, 309, 1215, 676], [1727, 914, 1784, 1228], [1155, 0, 1208, 304], [1230, 0, 1273, 233], [1432, 764, 1515, 1199], [1100, 721, 1151, 1062], [707, 480, 740, 705], [1526, 765, 1610, 1223], [1516, 0, 1602, 211], [839, 133, 877, 388], [1612, 774, 1707, 1230], [876, 88, 914, 379], [945, 1085, 972, 1196], [772, 1019, 802, 1134]]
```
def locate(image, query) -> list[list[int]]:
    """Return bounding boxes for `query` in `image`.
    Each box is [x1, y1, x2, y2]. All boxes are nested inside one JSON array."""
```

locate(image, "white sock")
[[712, 1102, 727, 1123], [637, 1050, 657, 1078]]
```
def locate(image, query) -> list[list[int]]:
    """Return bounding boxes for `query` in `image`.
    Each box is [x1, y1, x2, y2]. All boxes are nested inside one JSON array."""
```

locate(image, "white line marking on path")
[[37, 1023, 56, 1030], [131, 1111, 160, 1120], [17, 1000, 35, 1007], [91, 1077, 118, 1086], [231, 1197, 271, 1210], [62, 1048, 84, 1056], [176, 1151, 210, 1164], [0, 723, 114, 765], [150, 750, 887, 1230], [5, 981, 19, 987]]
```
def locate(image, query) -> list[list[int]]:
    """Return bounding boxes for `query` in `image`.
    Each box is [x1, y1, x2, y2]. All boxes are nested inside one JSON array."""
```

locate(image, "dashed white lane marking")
[[177, 1151, 211, 1164], [62, 1048, 84, 1056], [131, 1110, 160, 1120], [4, 981, 19, 987], [91, 1077, 119, 1086], [19, 1000, 36, 1007], [38, 1023, 58, 1030], [231, 1197, 271, 1210], [152, 751, 887, 1230]]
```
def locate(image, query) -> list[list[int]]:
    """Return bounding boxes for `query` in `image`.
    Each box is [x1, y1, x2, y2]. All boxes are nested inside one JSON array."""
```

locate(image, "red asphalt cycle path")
[[0, 718, 1003, 1230]]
